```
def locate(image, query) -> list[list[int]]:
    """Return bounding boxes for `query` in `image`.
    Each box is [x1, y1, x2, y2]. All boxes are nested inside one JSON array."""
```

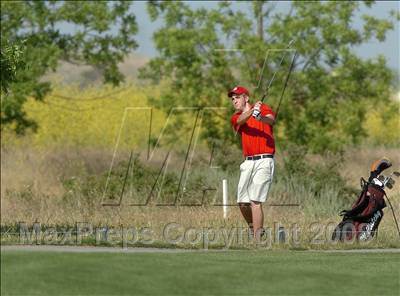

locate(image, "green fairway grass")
[[1, 250, 399, 296]]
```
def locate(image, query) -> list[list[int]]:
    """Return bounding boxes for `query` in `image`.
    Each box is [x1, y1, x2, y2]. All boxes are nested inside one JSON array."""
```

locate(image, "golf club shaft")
[[261, 39, 295, 103], [274, 51, 298, 121]]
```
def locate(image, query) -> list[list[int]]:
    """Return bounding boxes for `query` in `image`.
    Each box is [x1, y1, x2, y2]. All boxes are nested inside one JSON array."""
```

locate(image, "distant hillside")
[[42, 53, 150, 86]]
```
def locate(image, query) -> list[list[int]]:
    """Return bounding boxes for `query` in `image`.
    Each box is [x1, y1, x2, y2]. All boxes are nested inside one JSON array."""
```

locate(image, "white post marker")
[[222, 179, 228, 219]]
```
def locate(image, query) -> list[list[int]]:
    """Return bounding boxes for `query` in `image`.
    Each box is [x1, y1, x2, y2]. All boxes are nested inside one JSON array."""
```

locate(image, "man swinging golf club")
[[229, 86, 275, 240]]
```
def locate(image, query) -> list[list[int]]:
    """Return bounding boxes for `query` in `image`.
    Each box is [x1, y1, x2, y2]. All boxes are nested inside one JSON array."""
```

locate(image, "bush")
[[61, 153, 224, 206], [272, 145, 358, 217]]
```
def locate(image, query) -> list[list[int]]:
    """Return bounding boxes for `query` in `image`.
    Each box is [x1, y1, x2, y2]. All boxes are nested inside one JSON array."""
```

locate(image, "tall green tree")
[[140, 1, 396, 153], [1, 1, 138, 134]]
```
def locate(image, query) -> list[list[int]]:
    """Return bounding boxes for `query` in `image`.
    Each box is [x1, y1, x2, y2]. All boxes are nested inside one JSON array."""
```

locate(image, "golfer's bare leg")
[[239, 203, 253, 230], [250, 201, 264, 239]]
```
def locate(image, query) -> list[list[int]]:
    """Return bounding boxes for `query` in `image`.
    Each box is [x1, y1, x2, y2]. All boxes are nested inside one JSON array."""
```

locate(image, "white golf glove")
[[252, 108, 262, 120]]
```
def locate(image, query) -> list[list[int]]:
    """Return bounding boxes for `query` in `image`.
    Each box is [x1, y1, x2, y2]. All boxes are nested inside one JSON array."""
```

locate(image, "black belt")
[[245, 154, 274, 161]]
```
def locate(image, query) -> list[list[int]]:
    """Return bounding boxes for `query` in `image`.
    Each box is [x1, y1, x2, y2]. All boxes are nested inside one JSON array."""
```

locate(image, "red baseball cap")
[[228, 86, 249, 97]]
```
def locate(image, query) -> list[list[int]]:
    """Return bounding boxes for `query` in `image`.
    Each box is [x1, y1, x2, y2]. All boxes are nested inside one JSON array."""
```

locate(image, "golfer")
[[229, 86, 275, 240]]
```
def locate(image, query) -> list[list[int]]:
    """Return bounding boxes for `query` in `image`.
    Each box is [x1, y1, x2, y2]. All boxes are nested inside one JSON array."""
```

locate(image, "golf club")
[[252, 40, 296, 119], [259, 39, 295, 103], [274, 51, 298, 121]]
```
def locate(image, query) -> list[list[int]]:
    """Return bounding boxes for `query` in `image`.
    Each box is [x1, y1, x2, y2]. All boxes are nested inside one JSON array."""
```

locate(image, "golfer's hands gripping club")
[[252, 101, 262, 121]]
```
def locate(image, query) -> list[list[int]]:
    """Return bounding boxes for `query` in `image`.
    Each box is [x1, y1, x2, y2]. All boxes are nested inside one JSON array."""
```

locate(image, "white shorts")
[[237, 158, 275, 204]]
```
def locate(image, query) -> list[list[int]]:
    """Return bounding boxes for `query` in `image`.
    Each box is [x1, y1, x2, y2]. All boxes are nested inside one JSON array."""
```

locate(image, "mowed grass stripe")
[[1, 251, 399, 296]]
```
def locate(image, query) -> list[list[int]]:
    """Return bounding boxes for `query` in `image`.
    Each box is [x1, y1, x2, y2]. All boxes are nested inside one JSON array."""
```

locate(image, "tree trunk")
[[254, 2, 264, 41], [258, 10, 263, 41]]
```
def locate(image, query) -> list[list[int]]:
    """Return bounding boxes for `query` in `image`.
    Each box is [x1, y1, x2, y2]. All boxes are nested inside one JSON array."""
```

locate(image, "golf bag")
[[332, 158, 399, 242]]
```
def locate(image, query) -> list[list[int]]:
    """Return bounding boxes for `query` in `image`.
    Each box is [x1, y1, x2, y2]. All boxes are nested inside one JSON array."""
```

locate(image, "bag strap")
[[384, 192, 400, 239]]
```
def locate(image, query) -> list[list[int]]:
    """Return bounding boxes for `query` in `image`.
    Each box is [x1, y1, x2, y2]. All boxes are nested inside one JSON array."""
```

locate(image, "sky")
[[132, 1, 399, 72]]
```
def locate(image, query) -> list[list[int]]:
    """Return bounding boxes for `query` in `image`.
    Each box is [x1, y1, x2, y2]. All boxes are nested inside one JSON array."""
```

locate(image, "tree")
[[140, 1, 396, 153], [1, 41, 25, 94], [1, 1, 138, 134]]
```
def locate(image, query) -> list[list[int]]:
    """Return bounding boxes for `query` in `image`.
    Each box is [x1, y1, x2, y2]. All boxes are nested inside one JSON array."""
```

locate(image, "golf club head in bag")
[[369, 157, 392, 183]]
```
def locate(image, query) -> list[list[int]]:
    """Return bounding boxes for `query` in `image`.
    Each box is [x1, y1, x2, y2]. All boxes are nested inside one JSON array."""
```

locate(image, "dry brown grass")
[[1, 145, 400, 249]]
